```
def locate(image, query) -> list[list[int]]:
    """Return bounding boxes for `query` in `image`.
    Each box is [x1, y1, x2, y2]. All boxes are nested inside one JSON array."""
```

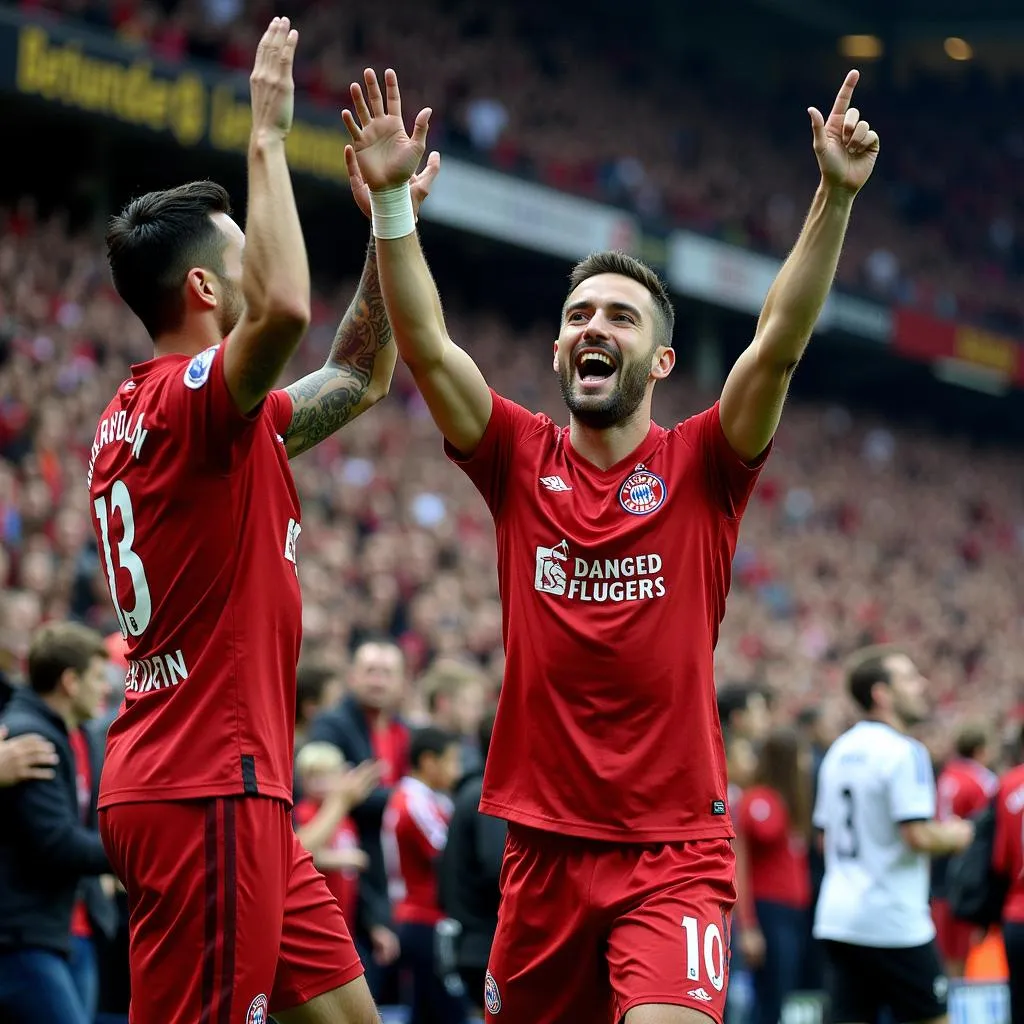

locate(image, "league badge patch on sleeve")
[[484, 972, 502, 1015], [183, 345, 219, 390]]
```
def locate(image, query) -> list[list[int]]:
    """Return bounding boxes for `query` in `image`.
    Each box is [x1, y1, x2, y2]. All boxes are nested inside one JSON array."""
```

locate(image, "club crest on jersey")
[[619, 464, 666, 516], [245, 993, 269, 1024], [183, 345, 219, 390], [484, 972, 502, 1014]]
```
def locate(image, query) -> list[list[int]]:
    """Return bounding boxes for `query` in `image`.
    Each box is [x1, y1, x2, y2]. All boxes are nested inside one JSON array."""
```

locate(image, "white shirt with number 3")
[[813, 721, 936, 948]]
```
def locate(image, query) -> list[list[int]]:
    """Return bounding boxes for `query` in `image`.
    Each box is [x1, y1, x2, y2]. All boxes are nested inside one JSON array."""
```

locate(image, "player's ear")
[[552, 341, 559, 373], [650, 345, 675, 381], [185, 268, 219, 314]]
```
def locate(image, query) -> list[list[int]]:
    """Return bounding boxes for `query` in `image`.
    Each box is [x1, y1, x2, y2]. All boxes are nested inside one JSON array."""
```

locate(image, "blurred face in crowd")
[[421, 742, 463, 794], [349, 642, 406, 713], [554, 273, 674, 429], [736, 691, 772, 744], [877, 653, 930, 728], [68, 654, 112, 725], [726, 734, 758, 788], [206, 213, 246, 337], [438, 679, 487, 738]]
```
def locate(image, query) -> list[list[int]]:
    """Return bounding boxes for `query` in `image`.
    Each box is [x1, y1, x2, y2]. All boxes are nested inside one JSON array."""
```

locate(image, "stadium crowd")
[[10, 0, 1024, 333]]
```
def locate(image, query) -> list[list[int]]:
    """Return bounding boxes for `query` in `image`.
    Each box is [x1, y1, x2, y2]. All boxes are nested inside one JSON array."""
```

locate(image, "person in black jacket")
[[307, 638, 409, 997], [438, 709, 505, 1013], [0, 622, 113, 1024]]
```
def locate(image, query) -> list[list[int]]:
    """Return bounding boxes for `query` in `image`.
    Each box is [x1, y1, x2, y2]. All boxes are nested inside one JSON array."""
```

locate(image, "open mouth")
[[574, 348, 619, 384]]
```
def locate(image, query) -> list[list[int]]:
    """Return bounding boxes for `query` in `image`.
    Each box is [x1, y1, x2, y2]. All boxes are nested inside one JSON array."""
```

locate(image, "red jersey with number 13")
[[447, 392, 768, 843], [88, 343, 302, 807]]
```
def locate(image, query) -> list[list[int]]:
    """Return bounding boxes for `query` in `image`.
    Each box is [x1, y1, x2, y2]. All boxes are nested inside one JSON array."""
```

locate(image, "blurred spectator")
[[293, 742, 379, 927], [438, 709, 505, 1016], [933, 721, 999, 977], [383, 726, 466, 1024], [736, 727, 813, 1024], [307, 638, 409, 993], [718, 684, 772, 748], [994, 731, 1024, 1024], [421, 658, 488, 778], [0, 622, 112, 1024], [295, 660, 346, 754]]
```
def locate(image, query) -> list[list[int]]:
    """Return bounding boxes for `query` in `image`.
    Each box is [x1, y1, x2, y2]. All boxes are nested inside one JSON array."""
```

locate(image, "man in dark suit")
[[307, 637, 410, 996], [0, 622, 113, 1024]]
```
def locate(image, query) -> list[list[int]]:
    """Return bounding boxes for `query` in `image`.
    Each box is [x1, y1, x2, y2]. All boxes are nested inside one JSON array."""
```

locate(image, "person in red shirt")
[[293, 743, 380, 926], [735, 727, 812, 1024], [383, 727, 465, 1024], [993, 737, 1024, 1024], [347, 66, 879, 1024], [89, 21, 439, 1024], [933, 722, 998, 976]]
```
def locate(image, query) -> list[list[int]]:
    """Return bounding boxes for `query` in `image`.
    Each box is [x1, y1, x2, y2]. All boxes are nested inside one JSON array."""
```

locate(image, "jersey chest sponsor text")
[[532, 537, 668, 604]]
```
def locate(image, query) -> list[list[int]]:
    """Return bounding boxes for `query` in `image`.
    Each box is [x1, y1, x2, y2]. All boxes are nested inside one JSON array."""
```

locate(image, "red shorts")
[[485, 826, 735, 1024], [99, 796, 364, 1023], [932, 897, 978, 967]]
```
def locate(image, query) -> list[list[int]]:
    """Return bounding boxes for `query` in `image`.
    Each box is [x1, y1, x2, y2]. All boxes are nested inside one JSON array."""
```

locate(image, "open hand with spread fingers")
[[250, 16, 298, 140], [808, 69, 880, 195], [346, 143, 441, 221], [342, 68, 431, 191]]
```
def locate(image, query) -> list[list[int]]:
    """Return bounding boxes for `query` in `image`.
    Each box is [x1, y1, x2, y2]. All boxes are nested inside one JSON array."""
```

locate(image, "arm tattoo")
[[283, 239, 392, 457]]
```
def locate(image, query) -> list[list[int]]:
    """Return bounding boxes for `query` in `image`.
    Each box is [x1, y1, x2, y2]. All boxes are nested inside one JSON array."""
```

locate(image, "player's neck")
[[568, 408, 652, 471], [153, 316, 223, 360], [865, 710, 906, 734]]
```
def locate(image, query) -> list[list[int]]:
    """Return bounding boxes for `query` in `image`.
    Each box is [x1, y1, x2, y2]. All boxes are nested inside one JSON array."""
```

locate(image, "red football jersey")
[[382, 776, 452, 925], [88, 344, 301, 807], [447, 393, 767, 842], [937, 758, 997, 821], [736, 785, 810, 923], [993, 765, 1024, 923]]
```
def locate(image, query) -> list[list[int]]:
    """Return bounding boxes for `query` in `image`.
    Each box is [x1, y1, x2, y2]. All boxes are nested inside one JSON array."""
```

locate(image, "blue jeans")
[[752, 901, 807, 1024], [68, 935, 99, 1021], [0, 947, 90, 1024]]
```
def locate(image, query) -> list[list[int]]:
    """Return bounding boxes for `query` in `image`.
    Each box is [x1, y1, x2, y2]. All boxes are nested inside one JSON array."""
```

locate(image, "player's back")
[[938, 758, 997, 821], [813, 721, 936, 948], [88, 345, 301, 806]]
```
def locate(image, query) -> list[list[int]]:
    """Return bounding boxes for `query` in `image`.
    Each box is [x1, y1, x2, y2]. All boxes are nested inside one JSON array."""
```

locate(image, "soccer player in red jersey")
[[933, 723, 998, 976], [88, 19, 439, 1024], [382, 727, 465, 1023], [994, 742, 1024, 1024], [344, 66, 879, 1024]]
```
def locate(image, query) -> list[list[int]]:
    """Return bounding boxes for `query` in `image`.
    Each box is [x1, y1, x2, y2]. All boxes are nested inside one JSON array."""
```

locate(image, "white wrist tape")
[[370, 183, 416, 240]]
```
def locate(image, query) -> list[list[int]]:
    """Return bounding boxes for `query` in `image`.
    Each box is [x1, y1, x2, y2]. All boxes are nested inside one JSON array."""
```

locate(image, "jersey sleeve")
[[159, 344, 293, 471], [992, 784, 1016, 877], [888, 741, 936, 824], [400, 790, 450, 858], [677, 402, 771, 518], [444, 389, 546, 517]]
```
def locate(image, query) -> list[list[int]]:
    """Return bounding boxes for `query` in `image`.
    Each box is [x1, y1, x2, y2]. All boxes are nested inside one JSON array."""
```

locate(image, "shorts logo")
[[245, 994, 268, 1024], [184, 345, 219, 390], [619, 465, 666, 516], [484, 971, 501, 1014], [534, 539, 569, 595]]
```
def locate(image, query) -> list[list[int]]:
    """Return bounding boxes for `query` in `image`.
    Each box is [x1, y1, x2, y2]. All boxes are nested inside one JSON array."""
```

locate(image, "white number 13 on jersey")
[[94, 480, 152, 638]]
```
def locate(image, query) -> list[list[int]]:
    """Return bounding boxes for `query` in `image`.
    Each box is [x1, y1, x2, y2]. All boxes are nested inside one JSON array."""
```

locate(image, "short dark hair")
[[106, 180, 232, 338], [716, 683, 767, 727], [567, 251, 675, 348], [28, 622, 107, 695], [955, 722, 990, 760], [295, 662, 337, 724], [846, 645, 904, 712], [409, 726, 458, 770]]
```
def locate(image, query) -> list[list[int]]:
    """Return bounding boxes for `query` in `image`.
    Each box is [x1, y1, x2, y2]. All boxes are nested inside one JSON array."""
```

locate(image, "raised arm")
[[223, 17, 311, 415], [282, 149, 441, 458], [343, 68, 493, 456], [719, 70, 879, 461]]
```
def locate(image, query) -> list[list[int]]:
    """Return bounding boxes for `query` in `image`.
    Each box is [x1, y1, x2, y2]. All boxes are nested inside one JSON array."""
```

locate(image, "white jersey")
[[813, 720, 936, 948]]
